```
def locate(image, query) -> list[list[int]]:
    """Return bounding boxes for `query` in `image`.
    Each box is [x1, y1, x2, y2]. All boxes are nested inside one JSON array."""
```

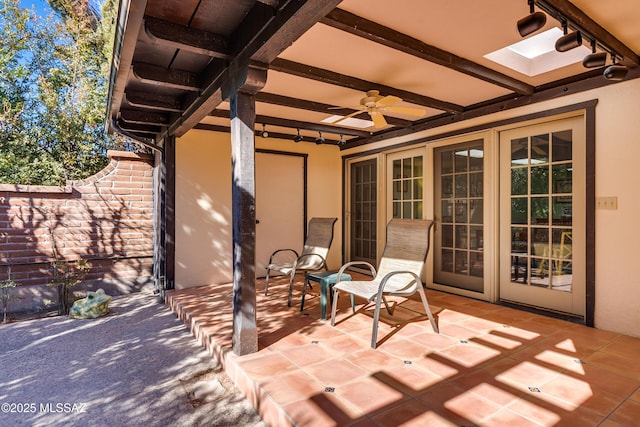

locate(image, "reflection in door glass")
[[509, 130, 573, 291]]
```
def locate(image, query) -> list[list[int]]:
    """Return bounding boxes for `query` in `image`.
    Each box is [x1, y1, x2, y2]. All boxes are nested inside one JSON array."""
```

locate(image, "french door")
[[434, 139, 485, 293], [499, 117, 585, 317], [349, 159, 378, 266]]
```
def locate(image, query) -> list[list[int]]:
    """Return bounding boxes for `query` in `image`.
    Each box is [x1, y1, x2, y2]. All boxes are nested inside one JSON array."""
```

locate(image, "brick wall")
[[0, 151, 155, 314]]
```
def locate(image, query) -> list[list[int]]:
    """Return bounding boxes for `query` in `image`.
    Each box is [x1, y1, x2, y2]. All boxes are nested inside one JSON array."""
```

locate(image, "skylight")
[[322, 115, 373, 129], [484, 28, 591, 76]]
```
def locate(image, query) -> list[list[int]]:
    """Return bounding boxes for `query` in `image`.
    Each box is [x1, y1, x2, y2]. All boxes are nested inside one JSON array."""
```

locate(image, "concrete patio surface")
[[0, 291, 264, 427]]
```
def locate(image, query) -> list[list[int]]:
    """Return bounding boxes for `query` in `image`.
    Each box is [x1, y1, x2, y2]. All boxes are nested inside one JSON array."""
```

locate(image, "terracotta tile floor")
[[166, 276, 640, 426]]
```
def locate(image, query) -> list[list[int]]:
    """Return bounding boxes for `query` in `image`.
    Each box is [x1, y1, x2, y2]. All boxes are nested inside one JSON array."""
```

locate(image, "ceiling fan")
[[330, 90, 426, 129]]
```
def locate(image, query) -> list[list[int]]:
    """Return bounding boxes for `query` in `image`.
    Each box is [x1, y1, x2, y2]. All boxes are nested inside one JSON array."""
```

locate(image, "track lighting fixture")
[[338, 134, 345, 146], [603, 54, 628, 81], [582, 39, 607, 68], [555, 20, 582, 52], [517, 0, 547, 37], [294, 128, 303, 142], [315, 131, 324, 145]]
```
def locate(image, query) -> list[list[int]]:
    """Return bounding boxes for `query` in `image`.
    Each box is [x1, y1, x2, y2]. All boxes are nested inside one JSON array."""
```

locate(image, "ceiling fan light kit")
[[330, 90, 425, 130]]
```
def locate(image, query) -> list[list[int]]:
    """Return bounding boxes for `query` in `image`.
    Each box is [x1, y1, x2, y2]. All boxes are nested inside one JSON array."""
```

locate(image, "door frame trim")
[[257, 148, 308, 235]]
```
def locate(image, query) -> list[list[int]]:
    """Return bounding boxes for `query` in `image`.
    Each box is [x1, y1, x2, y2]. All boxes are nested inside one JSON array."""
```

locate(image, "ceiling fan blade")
[[384, 106, 426, 117], [330, 110, 362, 124], [375, 95, 402, 107], [370, 111, 388, 128]]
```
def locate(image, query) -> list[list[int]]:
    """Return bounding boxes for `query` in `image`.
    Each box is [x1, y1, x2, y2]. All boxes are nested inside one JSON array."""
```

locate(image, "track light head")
[[338, 134, 345, 146], [517, 0, 546, 37], [517, 12, 547, 37], [261, 124, 269, 138], [555, 30, 582, 52], [315, 131, 324, 145], [603, 64, 628, 81], [583, 52, 607, 68], [294, 128, 303, 142]]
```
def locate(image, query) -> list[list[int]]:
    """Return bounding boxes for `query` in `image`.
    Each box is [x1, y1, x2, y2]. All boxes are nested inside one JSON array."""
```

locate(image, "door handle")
[[256, 219, 260, 224]]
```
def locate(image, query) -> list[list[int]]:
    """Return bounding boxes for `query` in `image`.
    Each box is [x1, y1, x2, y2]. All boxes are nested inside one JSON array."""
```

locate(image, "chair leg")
[[287, 271, 296, 307], [264, 269, 271, 296], [300, 276, 308, 312], [330, 288, 339, 326], [417, 286, 439, 333], [382, 296, 393, 315], [371, 295, 383, 349]]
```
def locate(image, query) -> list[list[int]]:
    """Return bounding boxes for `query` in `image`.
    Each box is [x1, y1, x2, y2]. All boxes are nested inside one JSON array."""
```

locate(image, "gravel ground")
[[0, 291, 265, 427]]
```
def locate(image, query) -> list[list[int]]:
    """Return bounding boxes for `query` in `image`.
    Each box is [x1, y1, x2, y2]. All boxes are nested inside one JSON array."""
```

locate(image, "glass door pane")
[[434, 140, 484, 293], [350, 159, 377, 266], [391, 155, 423, 219], [508, 130, 573, 291]]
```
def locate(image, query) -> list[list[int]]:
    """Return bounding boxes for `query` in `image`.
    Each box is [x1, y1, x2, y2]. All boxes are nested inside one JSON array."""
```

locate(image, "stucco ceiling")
[[107, 0, 640, 149]]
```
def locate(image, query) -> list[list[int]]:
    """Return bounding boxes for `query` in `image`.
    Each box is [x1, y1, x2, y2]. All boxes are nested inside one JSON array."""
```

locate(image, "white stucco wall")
[[175, 129, 342, 289], [342, 77, 640, 338], [175, 78, 640, 337]]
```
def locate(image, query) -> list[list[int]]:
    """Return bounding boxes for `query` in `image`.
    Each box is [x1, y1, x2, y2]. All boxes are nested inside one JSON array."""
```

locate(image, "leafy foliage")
[[0, 0, 122, 185], [49, 259, 91, 315]]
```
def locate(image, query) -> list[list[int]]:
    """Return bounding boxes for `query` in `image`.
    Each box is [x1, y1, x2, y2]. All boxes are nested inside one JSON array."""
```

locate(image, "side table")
[[301, 271, 353, 320]]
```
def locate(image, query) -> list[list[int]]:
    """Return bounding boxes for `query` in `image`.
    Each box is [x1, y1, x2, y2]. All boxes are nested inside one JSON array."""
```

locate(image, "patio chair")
[[264, 217, 337, 307], [330, 219, 439, 349]]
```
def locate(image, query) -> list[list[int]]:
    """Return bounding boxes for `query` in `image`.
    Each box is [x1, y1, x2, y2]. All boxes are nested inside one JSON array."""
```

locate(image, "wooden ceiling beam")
[[144, 16, 229, 58], [536, 0, 639, 67], [346, 66, 640, 148], [124, 90, 183, 112], [132, 63, 200, 91], [170, 0, 343, 137], [270, 58, 464, 113], [120, 109, 170, 126], [322, 8, 534, 96], [116, 119, 163, 135], [194, 123, 345, 144], [255, 92, 413, 127], [210, 109, 371, 137]]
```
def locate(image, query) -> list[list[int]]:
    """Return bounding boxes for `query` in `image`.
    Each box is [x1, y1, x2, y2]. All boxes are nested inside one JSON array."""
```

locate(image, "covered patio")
[[105, 0, 640, 424], [167, 277, 640, 426]]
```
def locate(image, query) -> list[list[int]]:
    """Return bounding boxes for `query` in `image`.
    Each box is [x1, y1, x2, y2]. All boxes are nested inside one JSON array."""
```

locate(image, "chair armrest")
[[268, 248, 299, 264], [293, 253, 326, 270], [377, 271, 422, 296], [336, 261, 377, 281]]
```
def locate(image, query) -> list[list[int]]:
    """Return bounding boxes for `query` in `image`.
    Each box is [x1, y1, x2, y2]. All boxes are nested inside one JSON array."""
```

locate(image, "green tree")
[[0, 0, 121, 185]]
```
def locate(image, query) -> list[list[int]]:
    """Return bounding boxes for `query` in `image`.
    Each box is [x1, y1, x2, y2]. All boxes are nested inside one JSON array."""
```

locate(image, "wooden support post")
[[165, 135, 176, 291], [230, 65, 267, 355], [152, 149, 165, 297], [152, 136, 176, 299]]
